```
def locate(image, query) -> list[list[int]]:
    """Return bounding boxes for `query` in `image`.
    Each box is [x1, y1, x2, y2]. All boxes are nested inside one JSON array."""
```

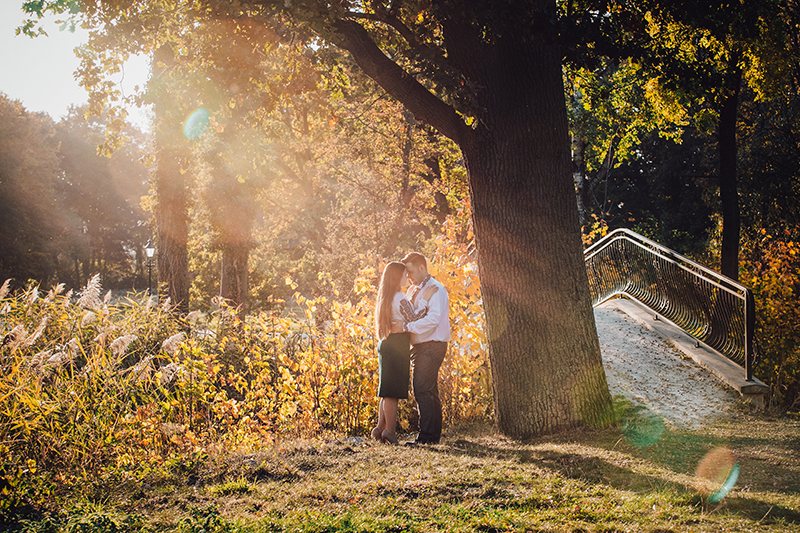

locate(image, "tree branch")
[[328, 18, 469, 144], [344, 10, 453, 75]]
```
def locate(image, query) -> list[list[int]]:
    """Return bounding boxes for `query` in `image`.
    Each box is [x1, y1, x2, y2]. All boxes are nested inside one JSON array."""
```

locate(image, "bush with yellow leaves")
[[0, 209, 491, 512]]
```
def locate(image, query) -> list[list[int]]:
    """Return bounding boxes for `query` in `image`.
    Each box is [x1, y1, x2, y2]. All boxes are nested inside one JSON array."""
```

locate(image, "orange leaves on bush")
[[740, 228, 800, 408]]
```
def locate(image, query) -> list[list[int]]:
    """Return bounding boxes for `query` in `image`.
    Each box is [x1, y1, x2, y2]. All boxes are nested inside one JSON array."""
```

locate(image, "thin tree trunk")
[[572, 135, 588, 225], [220, 244, 249, 312], [153, 44, 190, 314], [205, 144, 254, 313], [718, 67, 741, 281], [382, 108, 416, 257]]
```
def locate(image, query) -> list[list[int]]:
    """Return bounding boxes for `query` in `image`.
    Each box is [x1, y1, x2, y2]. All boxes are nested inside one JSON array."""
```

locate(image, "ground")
[[595, 300, 742, 429], [11, 298, 799, 532]]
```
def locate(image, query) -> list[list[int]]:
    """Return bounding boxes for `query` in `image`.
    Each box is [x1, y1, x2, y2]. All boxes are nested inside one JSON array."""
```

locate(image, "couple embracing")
[[372, 252, 451, 446]]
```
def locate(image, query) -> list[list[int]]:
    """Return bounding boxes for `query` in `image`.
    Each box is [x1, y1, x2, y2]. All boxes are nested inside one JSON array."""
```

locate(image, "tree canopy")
[[14, 0, 800, 433], [0, 93, 149, 290]]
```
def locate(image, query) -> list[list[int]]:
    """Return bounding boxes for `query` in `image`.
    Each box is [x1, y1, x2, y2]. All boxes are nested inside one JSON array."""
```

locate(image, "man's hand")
[[422, 285, 439, 300]]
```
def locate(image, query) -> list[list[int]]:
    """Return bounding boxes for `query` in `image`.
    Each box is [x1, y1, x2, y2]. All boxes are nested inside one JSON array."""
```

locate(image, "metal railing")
[[584, 228, 756, 381]]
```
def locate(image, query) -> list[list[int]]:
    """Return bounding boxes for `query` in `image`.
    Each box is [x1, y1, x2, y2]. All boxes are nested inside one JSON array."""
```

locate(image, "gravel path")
[[595, 302, 741, 429]]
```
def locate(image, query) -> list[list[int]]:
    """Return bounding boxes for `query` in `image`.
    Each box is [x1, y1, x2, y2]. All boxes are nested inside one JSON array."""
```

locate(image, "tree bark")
[[460, 35, 612, 437], [206, 145, 255, 312], [153, 45, 190, 314], [154, 145, 190, 313], [572, 135, 588, 225], [718, 67, 741, 282], [382, 108, 416, 258], [220, 244, 249, 312]]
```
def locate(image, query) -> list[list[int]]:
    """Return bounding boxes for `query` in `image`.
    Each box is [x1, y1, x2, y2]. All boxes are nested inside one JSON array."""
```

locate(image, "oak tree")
[[25, 0, 614, 437]]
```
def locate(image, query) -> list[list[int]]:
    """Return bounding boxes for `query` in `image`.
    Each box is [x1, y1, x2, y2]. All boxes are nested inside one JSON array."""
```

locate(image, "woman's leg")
[[372, 398, 386, 440], [381, 397, 399, 444]]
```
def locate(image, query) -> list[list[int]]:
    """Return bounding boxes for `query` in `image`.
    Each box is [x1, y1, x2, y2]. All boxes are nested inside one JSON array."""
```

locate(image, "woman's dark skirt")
[[377, 332, 411, 399]]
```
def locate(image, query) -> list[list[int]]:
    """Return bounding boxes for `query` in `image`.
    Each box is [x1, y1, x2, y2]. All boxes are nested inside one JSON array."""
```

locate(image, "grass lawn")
[[12, 408, 800, 532]]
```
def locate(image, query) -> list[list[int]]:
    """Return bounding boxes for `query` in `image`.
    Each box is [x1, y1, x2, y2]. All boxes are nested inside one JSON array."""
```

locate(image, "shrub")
[[0, 209, 492, 515], [740, 228, 800, 410]]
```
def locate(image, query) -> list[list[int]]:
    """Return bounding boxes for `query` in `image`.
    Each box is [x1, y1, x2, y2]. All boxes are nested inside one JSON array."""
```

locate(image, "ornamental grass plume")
[[77, 274, 102, 311], [43, 339, 80, 371], [43, 283, 65, 304], [81, 311, 97, 327], [45, 349, 73, 369], [21, 317, 49, 349], [62, 289, 73, 309], [27, 286, 39, 305], [162, 332, 186, 356], [0, 278, 10, 300], [158, 361, 182, 386], [126, 354, 153, 381], [5, 324, 27, 352], [68, 338, 79, 356], [110, 334, 137, 357], [29, 349, 51, 372]]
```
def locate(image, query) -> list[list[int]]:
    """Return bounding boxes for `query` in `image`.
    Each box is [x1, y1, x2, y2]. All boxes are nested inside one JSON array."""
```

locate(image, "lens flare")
[[621, 410, 665, 447], [694, 447, 739, 502], [183, 108, 210, 139]]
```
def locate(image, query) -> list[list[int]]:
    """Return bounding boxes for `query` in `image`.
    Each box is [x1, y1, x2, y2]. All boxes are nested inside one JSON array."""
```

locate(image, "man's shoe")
[[403, 438, 438, 446]]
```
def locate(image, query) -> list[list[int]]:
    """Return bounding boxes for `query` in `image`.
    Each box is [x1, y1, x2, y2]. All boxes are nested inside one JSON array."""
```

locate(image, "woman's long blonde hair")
[[375, 261, 405, 340]]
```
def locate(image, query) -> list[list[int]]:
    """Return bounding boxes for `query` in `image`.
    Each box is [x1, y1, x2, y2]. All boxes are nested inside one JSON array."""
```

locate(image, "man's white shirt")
[[406, 275, 451, 344]]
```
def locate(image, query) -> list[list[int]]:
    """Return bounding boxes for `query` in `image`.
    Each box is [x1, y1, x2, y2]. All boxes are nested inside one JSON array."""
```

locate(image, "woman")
[[372, 261, 437, 444]]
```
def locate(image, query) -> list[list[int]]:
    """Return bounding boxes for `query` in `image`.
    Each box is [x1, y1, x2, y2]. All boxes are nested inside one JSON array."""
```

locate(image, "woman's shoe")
[[371, 427, 383, 441], [381, 429, 398, 445]]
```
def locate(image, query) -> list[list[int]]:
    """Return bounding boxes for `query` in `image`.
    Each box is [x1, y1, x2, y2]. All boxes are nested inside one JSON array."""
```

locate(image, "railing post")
[[745, 289, 755, 382]]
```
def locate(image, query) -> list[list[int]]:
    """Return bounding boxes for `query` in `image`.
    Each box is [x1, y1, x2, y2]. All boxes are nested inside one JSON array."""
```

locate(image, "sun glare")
[[183, 107, 211, 139]]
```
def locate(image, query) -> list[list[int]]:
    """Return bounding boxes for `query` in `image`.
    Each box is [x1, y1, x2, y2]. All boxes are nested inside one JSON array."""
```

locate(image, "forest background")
[[1, 0, 800, 523]]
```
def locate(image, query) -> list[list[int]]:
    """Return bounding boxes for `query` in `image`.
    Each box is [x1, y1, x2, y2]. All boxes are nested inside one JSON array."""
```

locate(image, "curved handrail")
[[584, 228, 756, 381]]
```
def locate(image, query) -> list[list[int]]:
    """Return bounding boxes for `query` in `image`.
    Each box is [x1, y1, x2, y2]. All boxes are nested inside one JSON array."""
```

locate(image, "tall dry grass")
[[0, 217, 491, 514]]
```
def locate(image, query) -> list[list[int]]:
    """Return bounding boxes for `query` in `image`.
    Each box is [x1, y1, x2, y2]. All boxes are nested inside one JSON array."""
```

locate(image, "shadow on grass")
[[426, 411, 800, 527]]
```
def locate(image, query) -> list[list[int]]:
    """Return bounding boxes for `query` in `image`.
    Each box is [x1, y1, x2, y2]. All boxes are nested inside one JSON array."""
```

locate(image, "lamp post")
[[144, 240, 156, 296]]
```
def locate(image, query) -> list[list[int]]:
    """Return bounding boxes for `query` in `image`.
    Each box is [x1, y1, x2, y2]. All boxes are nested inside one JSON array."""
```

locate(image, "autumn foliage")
[[740, 228, 800, 410], [0, 208, 489, 510]]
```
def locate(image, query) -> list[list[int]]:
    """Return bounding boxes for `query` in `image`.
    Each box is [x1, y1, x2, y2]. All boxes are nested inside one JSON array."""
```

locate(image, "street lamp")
[[144, 240, 156, 296]]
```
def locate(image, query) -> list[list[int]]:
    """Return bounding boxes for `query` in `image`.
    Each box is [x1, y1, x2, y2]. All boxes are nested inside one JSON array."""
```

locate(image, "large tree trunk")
[[154, 145, 190, 313], [461, 36, 612, 437], [718, 67, 742, 282]]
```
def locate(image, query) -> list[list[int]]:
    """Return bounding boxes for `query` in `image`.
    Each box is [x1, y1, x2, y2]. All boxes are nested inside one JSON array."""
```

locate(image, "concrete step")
[[602, 297, 769, 408]]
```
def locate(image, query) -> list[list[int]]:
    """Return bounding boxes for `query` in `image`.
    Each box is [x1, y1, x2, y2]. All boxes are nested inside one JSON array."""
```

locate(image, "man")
[[401, 252, 451, 445]]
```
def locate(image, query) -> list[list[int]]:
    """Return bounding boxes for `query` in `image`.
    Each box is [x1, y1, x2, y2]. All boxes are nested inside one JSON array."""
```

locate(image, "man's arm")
[[406, 286, 447, 336]]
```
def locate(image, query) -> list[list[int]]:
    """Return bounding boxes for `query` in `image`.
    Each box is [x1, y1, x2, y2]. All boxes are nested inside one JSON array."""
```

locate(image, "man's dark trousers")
[[410, 341, 447, 444]]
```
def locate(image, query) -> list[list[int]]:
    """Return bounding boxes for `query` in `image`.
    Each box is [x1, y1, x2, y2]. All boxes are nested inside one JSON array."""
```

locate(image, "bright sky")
[[0, 1, 150, 129]]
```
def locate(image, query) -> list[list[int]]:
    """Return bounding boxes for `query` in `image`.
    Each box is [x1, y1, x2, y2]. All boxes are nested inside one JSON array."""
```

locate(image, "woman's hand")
[[422, 285, 439, 300], [390, 323, 405, 334]]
